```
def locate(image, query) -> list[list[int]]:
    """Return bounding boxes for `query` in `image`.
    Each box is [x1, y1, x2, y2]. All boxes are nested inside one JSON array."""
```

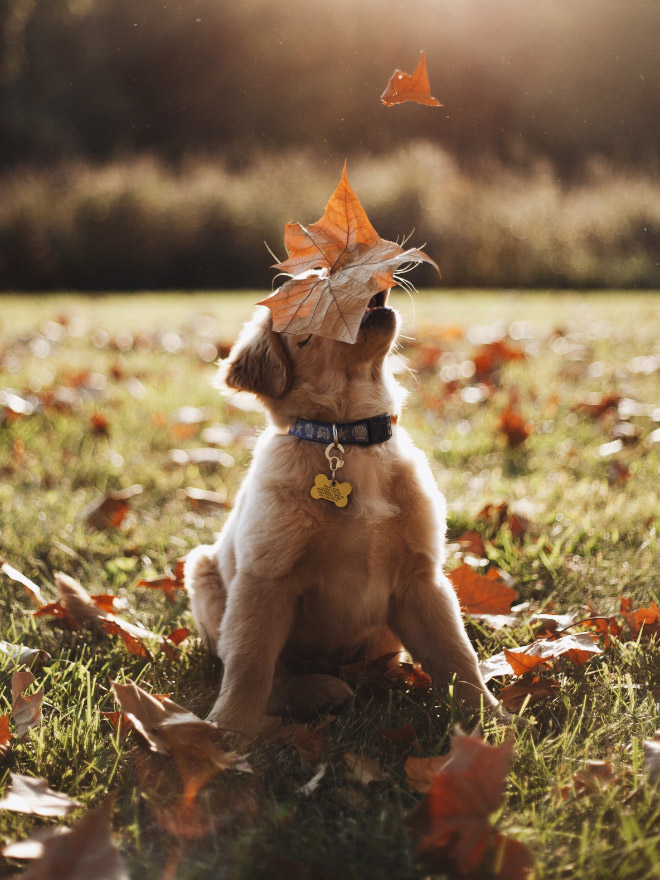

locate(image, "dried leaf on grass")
[[0, 714, 11, 762], [1, 561, 45, 606], [380, 723, 420, 751], [0, 640, 50, 666], [79, 484, 142, 530], [406, 727, 533, 878], [259, 164, 438, 344], [448, 563, 518, 616], [380, 51, 443, 108], [560, 760, 619, 800], [479, 632, 603, 683], [6, 796, 129, 880], [498, 677, 561, 713], [12, 670, 44, 741], [405, 755, 452, 793], [137, 560, 186, 600], [343, 752, 388, 785], [0, 773, 80, 817]]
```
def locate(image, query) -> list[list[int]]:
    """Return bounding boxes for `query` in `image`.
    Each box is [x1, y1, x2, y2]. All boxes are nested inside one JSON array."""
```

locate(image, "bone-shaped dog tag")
[[310, 473, 352, 508]]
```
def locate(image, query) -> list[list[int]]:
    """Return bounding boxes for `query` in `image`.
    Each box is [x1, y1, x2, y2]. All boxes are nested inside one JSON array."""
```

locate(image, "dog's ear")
[[222, 311, 291, 399]]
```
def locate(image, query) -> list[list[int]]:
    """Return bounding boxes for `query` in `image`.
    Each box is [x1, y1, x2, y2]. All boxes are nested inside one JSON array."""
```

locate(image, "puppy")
[[185, 292, 498, 738]]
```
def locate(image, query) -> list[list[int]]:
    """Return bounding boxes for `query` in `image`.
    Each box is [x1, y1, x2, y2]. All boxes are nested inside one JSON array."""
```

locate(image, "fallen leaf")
[[12, 670, 44, 740], [137, 563, 186, 601], [623, 601, 660, 638], [90, 412, 110, 435], [454, 531, 487, 557], [406, 727, 532, 878], [0, 773, 81, 817], [79, 484, 142, 529], [380, 50, 443, 108], [480, 633, 603, 682], [33, 601, 80, 630], [448, 563, 518, 616], [0, 714, 10, 762], [380, 723, 420, 751], [499, 405, 534, 448], [560, 760, 618, 800], [283, 725, 330, 765], [258, 164, 438, 344], [405, 755, 452, 793], [343, 752, 388, 785], [0, 640, 50, 666], [0, 561, 45, 606], [101, 711, 133, 736], [7, 796, 129, 880], [498, 677, 561, 713], [100, 620, 151, 658]]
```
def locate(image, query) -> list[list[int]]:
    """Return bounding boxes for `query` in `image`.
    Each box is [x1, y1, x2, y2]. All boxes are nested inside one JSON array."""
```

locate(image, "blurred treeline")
[[1, 0, 659, 290]]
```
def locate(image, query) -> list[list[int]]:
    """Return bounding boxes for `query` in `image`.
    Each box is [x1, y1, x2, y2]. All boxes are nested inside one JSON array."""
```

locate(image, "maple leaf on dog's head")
[[258, 164, 438, 344], [381, 51, 443, 108]]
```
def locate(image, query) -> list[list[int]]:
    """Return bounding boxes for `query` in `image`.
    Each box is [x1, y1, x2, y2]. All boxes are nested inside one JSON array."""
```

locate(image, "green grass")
[[2, 290, 660, 879]]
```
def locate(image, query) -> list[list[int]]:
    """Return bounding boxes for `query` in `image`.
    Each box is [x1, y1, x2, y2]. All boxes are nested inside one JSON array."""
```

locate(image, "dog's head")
[[219, 290, 403, 425]]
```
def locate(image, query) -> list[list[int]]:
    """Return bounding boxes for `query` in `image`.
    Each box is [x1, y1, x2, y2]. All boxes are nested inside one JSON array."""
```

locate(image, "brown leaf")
[[0, 773, 80, 817], [137, 567, 186, 601], [7, 796, 129, 880], [100, 620, 151, 658], [12, 670, 44, 741], [33, 601, 81, 630], [258, 164, 438, 344], [623, 601, 660, 638], [380, 50, 443, 108], [560, 760, 618, 800], [405, 755, 452, 793], [101, 711, 133, 736], [454, 531, 487, 557], [0, 714, 11, 763], [1, 561, 45, 606], [406, 728, 530, 877], [480, 633, 603, 682], [380, 723, 420, 752], [80, 484, 142, 529], [343, 752, 388, 785], [498, 677, 561, 713], [0, 640, 50, 666], [499, 405, 534, 448], [448, 563, 518, 616]]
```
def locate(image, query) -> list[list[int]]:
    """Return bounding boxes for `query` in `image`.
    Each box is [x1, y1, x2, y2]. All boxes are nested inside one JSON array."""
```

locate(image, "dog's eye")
[[297, 334, 312, 348]]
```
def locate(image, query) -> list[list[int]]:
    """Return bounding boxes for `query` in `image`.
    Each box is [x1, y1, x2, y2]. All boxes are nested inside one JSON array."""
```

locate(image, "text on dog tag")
[[310, 473, 352, 508]]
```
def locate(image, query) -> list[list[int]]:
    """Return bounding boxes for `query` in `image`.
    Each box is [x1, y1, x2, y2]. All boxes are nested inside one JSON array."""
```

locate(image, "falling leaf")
[[79, 484, 142, 529], [405, 755, 452, 793], [406, 727, 532, 878], [498, 677, 561, 713], [258, 164, 438, 344], [1, 561, 45, 606], [295, 763, 327, 797], [0, 714, 10, 762], [448, 563, 518, 616], [6, 796, 129, 880], [480, 633, 602, 682], [380, 50, 443, 108], [343, 752, 388, 785], [12, 670, 44, 741], [0, 773, 81, 817]]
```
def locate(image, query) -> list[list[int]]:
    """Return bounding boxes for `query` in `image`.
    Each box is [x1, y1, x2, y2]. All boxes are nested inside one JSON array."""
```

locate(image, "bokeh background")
[[1, 0, 659, 291]]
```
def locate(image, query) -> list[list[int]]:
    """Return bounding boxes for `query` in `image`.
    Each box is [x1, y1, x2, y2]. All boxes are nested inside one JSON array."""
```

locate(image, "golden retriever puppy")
[[185, 292, 498, 738]]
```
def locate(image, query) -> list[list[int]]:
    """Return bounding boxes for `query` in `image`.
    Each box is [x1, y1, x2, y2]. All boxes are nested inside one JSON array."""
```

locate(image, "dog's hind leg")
[[185, 545, 226, 656]]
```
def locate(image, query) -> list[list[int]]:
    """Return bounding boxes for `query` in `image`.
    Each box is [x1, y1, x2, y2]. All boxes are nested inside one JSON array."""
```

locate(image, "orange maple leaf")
[[407, 728, 533, 877], [448, 563, 517, 616], [258, 164, 438, 344], [381, 51, 443, 108]]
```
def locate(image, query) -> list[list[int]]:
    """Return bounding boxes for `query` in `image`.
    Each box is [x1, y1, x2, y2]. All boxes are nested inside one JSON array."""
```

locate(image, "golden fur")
[[185, 300, 498, 738]]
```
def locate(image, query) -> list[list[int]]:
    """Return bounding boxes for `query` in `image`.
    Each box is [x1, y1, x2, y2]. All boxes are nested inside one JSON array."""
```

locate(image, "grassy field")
[[2, 290, 660, 879]]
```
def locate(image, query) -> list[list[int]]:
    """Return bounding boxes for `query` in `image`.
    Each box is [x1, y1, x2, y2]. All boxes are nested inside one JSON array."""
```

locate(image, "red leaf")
[[137, 571, 185, 601], [499, 405, 534, 448], [166, 627, 191, 646], [0, 714, 10, 762], [623, 601, 660, 638], [380, 50, 443, 108], [448, 563, 517, 616], [100, 620, 151, 658], [455, 531, 486, 557], [406, 728, 529, 877], [258, 164, 438, 344], [404, 755, 452, 793]]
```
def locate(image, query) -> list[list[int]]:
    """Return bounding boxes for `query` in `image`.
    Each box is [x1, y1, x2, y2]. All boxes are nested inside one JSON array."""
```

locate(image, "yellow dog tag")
[[310, 473, 352, 508]]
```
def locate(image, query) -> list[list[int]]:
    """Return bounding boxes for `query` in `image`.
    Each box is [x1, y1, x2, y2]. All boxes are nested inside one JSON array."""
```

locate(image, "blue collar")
[[288, 413, 393, 446]]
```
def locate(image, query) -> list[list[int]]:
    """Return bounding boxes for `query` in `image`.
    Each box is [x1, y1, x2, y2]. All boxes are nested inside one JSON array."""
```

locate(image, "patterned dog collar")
[[288, 413, 393, 446]]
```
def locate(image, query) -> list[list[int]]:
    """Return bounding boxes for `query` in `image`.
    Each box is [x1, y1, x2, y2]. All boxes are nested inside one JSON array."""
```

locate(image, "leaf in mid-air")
[[380, 51, 443, 108], [258, 164, 438, 344]]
